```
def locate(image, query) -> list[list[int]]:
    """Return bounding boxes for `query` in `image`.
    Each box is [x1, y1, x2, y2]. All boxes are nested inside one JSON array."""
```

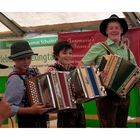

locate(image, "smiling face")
[[14, 56, 32, 72], [56, 48, 73, 66], [106, 21, 123, 42]]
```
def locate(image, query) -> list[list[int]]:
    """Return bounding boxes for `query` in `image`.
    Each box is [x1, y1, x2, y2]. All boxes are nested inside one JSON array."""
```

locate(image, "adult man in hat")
[[78, 14, 138, 127], [5, 40, 50, 128], [0, 64, 11, 126]]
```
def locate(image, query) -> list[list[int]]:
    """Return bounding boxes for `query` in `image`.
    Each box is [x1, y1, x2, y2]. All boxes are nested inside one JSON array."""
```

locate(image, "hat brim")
[[9, 52, 38, 60], [100, 18, 128, 37], [0, 64, 8, 69]]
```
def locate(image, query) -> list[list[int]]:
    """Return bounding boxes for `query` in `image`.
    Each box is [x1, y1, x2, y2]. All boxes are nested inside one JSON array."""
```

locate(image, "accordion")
[[69, 66, 107, 103], [99, 55, 140, 98], [25, 71, 76, 111]]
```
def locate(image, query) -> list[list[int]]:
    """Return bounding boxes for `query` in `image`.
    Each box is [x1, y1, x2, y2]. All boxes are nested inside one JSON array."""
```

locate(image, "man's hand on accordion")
[[30, 104, 51, 115]]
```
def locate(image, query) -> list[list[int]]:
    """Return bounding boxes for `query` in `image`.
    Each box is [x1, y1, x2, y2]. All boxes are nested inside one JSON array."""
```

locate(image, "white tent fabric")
[[1, 12, 124, 31]]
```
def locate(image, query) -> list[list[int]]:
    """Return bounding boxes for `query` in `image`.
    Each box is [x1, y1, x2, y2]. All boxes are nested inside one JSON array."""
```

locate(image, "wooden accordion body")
[[100, 55, 140, 98], [69, 66, 107, 103], [25, 71, 76, 111]]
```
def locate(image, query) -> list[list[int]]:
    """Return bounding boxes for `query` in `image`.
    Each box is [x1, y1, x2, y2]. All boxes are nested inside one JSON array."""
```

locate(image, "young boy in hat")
[[78, 14, 138, 127], [5, 40, 50, 128], [0, 64, 12, 126]]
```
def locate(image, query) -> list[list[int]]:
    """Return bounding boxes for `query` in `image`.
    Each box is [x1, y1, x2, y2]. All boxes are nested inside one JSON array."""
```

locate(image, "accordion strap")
[[101, 42, 131, 61], [100, 42, 114, 55], [8, 72, 29, 106], [127, 47, 131, 61]]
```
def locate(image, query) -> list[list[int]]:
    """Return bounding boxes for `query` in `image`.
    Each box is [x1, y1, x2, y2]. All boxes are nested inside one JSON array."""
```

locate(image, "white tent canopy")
[[0, 12, 139, 38], [3, 12, 124, 27]]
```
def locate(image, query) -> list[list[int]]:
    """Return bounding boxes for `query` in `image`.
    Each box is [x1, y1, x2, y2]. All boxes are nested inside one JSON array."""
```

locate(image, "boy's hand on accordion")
[[99, 70, 107, 79], [30, 104, 51, 115]]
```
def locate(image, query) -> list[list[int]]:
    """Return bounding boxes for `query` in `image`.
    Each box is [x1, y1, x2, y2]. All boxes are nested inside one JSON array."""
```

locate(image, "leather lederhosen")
[[96, 42, 131, 128]]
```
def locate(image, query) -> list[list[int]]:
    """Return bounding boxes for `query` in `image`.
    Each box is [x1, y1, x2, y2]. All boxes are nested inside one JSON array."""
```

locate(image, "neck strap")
[[100, 42, 114, 55]]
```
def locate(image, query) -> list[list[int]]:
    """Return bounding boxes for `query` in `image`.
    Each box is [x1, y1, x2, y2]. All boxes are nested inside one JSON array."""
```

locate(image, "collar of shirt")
[[13, 66, 30, 75], [55, 61, 73, 71], [106, 38, 125, 49]]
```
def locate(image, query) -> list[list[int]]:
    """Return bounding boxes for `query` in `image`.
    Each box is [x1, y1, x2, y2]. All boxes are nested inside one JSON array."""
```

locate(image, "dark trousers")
[[96, 89, 130, 128], [17, 114, 49, 128], [57, 104, 86, 128]]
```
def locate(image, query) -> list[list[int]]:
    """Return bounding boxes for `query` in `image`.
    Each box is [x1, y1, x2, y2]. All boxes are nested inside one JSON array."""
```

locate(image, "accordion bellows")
[[25, 72, 76, 111], [69, 66, 107, 103], [100, 55, 140, 98], [25, 66, 107, 111]]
